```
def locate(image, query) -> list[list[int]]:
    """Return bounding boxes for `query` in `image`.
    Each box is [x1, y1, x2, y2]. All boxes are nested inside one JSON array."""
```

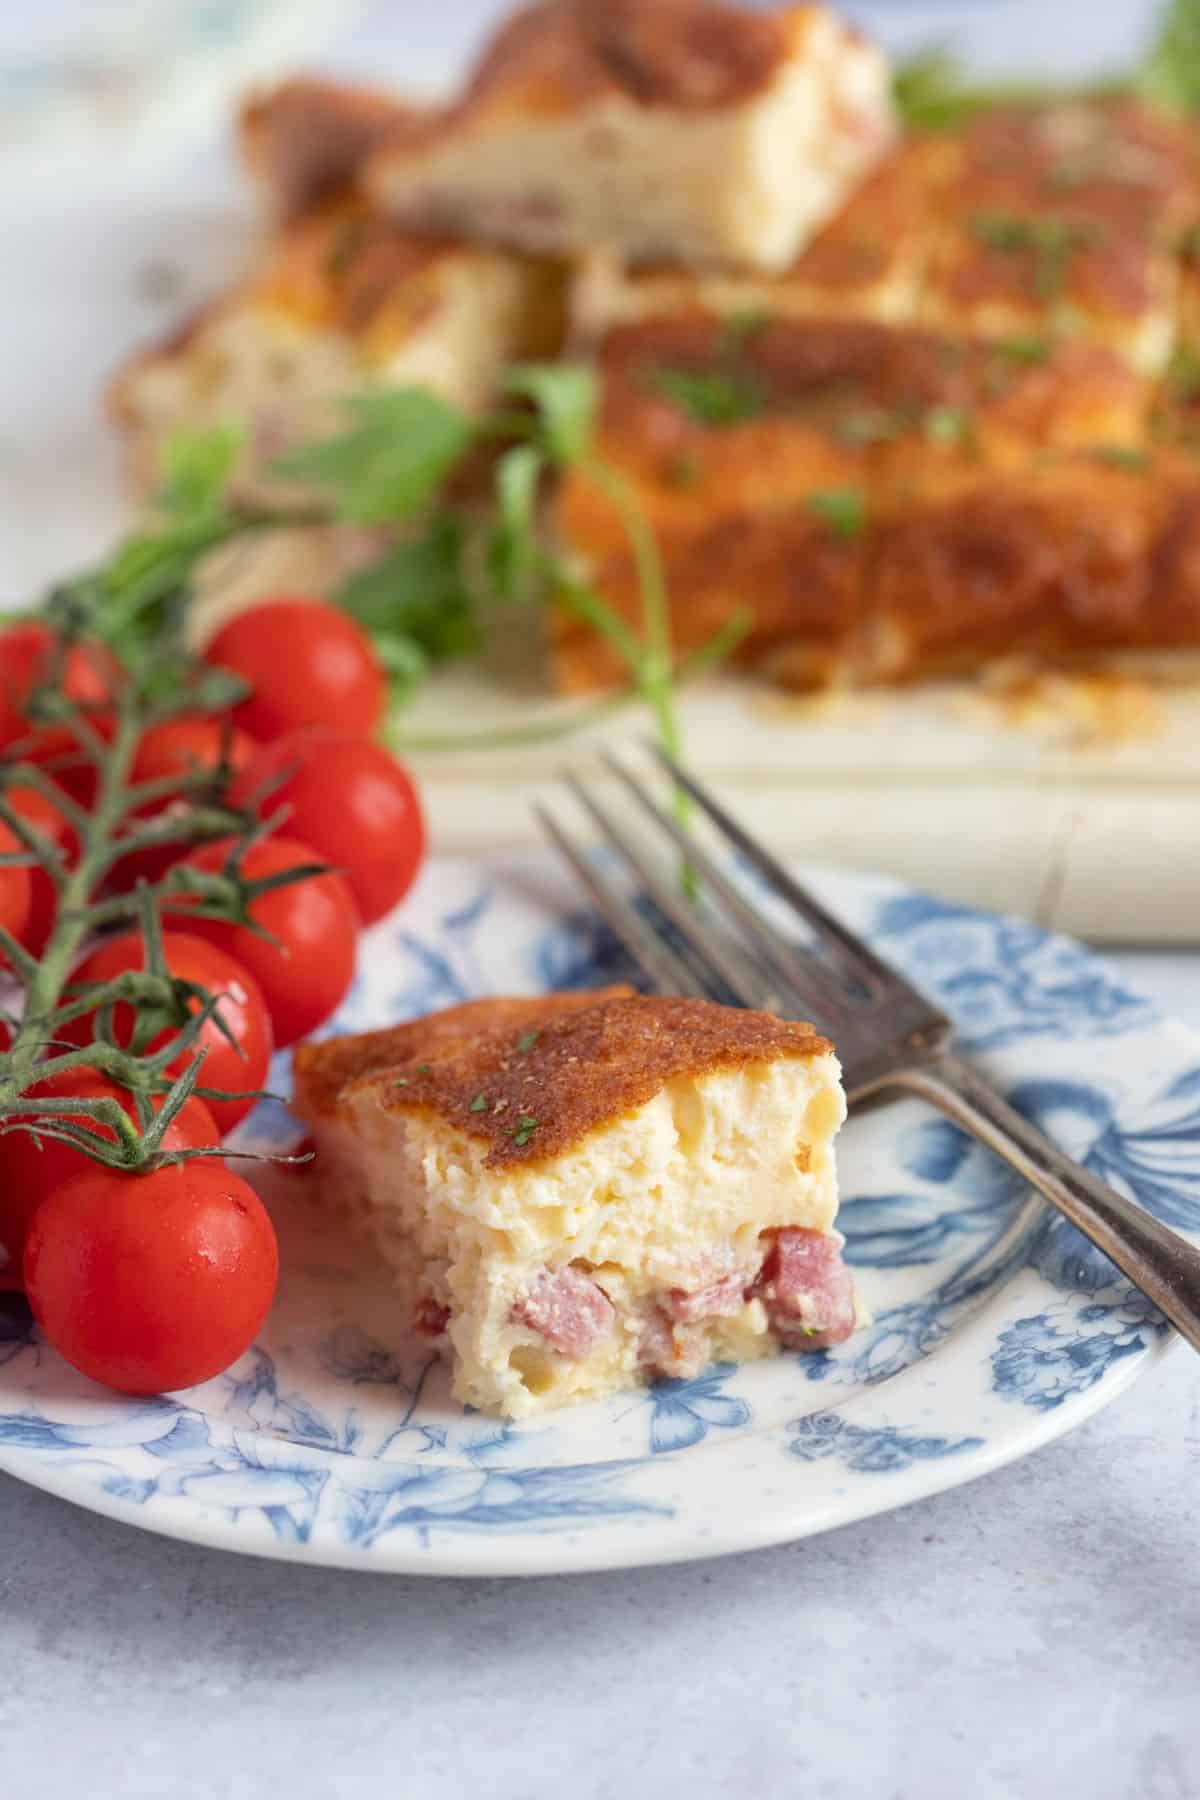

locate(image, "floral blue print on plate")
[[0, 851, 1193, 1576]]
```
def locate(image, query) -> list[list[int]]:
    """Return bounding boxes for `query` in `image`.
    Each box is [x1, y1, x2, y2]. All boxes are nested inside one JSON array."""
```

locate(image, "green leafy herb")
[[516, 1031, 540, 1053], [503, 363, 596, 465], [336, 511, 477, 707], [1138, 0, 1200, 113], [157, 422, 245, 519], [469, 1092, 489, 1113], [415, 1062, 432, 1074], [806, 487, 867, 540], [273, 388, 473, 523], [394, 1077, 410, 1087], [486, 443, 545, 603], [654, 366, 766, 428]]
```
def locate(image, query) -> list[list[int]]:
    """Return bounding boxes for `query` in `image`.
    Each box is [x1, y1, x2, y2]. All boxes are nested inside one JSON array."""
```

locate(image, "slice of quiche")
[[292, 991, 855, 1419], [365, 0, 895, 271]]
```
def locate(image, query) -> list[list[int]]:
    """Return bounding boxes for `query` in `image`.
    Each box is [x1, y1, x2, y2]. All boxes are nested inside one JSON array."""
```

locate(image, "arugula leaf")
[[655, 366, 765, 427], [157, 423, 245, 518], [336, 512, 478, 707], [504, 363, 597, 465], [487, 444, 545, 602], [273, 389, 473, 523]]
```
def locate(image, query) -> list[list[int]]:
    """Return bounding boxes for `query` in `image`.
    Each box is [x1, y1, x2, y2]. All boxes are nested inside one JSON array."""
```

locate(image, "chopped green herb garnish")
[[806, 487, 866, 541], [517, 1031, 541, 1053], [924, 406, 971, 447], [996, 335, 1051, 366], [654, 367, 765, 428], [720, 309, 770, 354], [512, 1114, 539, 1148], [393, 1077, 410, 1087], [835, 408, 905, 446], [415, 1062, 432, 1074], [667, 450, 703, 488], [469, 1092, 488, 1112], [969, 212, 1101, 299], [325, 215, 371, 279], [1090, 445, 1151, 472], [1167, 346, 1200, 400]]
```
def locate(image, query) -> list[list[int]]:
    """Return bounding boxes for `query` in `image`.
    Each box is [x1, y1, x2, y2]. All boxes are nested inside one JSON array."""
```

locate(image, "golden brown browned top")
[[240, 78, 421, 217], [293, 989, 632, 1119], [351, 992, 830, 1167], [590, 313, 1143, 478], [380, 0, 808, 150], [956, 101, 1200, 236]]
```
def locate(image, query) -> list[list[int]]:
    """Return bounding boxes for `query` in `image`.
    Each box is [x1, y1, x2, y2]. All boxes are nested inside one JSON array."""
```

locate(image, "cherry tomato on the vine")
[[204, 598, 386, 742], [106, 714, 260, 893], [23, 1161, 278, 1393], [168, 835, 359, 1047], [231, 728, 425, 925], [7, 783, 77, 956], [0, 819, 32, 957], [132, 715, 259, 789], [0, 623, 113, 752], [63, 931, 273, 1132], [0, 1068, 220, 1266]]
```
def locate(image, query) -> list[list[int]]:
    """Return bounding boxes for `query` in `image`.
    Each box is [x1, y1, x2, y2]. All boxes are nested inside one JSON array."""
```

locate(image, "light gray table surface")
[[2, 952, 1198, 1800]]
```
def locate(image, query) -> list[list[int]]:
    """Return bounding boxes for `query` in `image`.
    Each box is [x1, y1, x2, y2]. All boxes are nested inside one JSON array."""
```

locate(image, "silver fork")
[[536, 745, 1200, 1353]]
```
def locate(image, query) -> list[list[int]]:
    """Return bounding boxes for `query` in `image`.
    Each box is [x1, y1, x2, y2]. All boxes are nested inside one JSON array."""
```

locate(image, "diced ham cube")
[[511, 1267, 615, 1360], [661, 1272, 747, 1324], [753, 1227, 856, 1348], [638, 1306, 708, 1382]]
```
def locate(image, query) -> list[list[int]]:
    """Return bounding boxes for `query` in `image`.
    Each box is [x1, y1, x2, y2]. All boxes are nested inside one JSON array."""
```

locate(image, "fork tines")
[[536, 748, 881, 1032]]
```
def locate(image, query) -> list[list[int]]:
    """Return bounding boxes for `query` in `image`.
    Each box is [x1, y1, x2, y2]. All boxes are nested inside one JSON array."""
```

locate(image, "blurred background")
[[0, 0, 1168, 599]]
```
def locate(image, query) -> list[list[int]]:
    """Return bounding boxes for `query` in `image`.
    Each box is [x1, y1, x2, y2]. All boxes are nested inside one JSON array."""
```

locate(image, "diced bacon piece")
[[510, 1267, 615, 1360], [753, 1227, 856, 1349], [661, 1272, 747, 1324], [413, 1297, 450, 1337]]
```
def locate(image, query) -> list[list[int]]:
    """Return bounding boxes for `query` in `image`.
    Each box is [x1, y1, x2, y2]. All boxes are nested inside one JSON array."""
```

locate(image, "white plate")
[[0, 852, 1195, 1575]]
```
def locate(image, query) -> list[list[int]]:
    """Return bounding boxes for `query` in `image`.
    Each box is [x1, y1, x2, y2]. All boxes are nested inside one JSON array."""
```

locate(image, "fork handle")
[[894, 1052, 1200, 1353]]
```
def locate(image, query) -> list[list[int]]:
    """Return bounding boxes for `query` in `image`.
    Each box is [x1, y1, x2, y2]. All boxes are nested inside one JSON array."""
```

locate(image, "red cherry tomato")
[[0, 819, 32, 957], [107, 714, 260, 893], [6, 783, 77, 956], [231, 728, 425, 924], [204, 599, 386, 742], [24, 1161, 278, 1393], [133, 715, 258, 788], [169, 835, 359, 1047], [0, 623, 113, 751], [0, 624, 116, 805], [63, 931, 273, 1133], [0, 1069, 220, 1267]]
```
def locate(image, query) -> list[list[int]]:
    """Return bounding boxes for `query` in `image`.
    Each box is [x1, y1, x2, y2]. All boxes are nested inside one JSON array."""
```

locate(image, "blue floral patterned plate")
[[0, 852, 1194, 1576]]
